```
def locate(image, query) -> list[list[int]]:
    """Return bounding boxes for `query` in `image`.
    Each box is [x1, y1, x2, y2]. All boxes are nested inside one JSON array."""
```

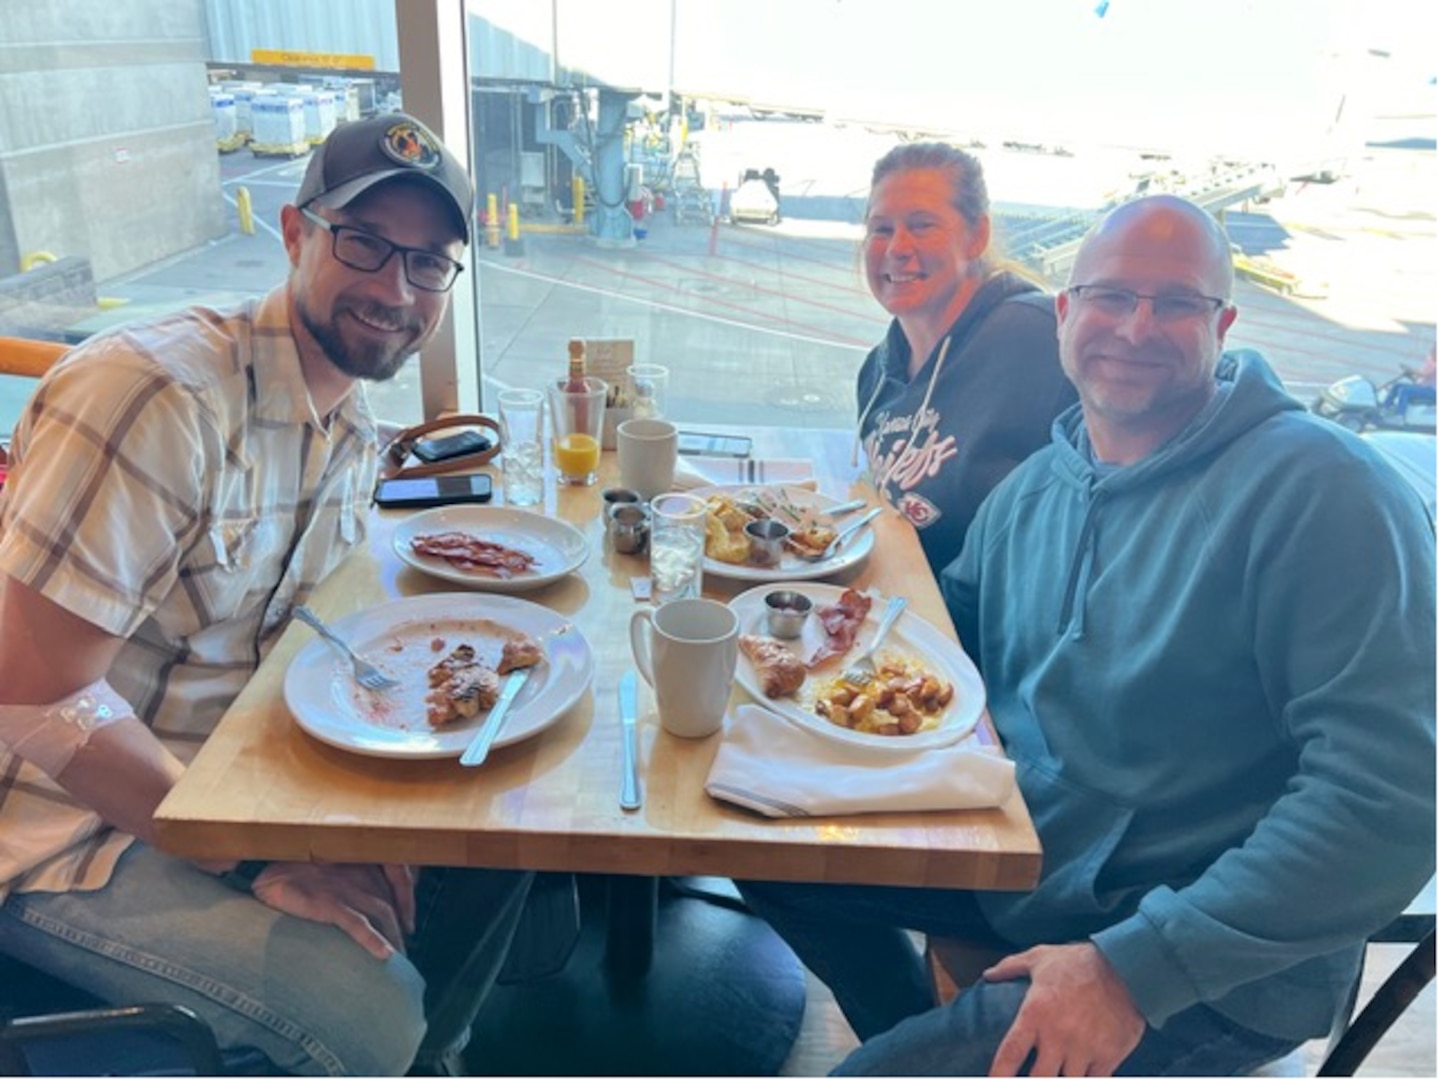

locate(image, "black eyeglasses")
[[301, 207, 464, 293], [1068, 284, 1227, 323]]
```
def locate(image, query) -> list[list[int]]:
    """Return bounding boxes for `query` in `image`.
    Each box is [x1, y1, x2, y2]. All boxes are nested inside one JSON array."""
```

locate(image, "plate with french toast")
[[694, 484, 875, 582], [284, 593, 593, 758], [728, 582, 985, 751]]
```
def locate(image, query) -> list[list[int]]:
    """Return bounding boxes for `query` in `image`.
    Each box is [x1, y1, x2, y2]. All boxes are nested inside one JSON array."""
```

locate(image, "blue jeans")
[[737, 880, 1300, 1076], [0, 844, 532, 1076]]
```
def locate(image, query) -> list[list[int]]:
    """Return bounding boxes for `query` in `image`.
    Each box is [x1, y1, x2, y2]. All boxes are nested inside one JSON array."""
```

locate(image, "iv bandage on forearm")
[[0, 679, 134, 778]]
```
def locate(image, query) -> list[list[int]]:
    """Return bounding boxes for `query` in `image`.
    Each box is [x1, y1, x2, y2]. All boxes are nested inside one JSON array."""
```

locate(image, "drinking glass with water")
[[649, 492, 708, 604], [497, 388, 545, 506]]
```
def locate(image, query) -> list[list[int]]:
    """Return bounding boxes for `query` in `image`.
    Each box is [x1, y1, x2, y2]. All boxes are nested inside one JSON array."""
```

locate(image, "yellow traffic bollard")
[[572, 176, 585, 227], [484, 193, 501, 249], [19, 251, 57, 272], [503, 202, 524, 257], [236, 186, 255, 236]]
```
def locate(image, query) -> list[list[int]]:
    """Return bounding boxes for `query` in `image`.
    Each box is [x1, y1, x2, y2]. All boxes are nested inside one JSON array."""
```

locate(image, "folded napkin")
[[705, 704, 1015, 818], [671, 456, 816, 491]]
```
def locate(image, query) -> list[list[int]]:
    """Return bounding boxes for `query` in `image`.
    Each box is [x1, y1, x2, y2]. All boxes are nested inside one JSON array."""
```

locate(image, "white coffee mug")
[[629, 598, 739, 738], [617, 418, 679, 501]]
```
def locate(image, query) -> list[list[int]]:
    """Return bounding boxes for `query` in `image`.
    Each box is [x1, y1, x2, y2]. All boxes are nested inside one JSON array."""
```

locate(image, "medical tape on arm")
[[0, 679, 134, 779]]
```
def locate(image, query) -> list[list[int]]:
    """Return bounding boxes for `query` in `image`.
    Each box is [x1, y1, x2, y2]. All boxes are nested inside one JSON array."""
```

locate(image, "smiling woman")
[[854, 142, 1078, 574]]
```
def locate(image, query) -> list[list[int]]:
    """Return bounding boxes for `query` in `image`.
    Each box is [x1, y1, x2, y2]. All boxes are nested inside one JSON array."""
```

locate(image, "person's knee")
[[832, 977, 1029, 1076], [237, 924, 428, 1076]]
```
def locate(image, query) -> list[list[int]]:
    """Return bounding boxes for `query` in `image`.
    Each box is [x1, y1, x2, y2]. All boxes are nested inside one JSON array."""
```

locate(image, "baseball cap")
[[296, 113, 474, 244]]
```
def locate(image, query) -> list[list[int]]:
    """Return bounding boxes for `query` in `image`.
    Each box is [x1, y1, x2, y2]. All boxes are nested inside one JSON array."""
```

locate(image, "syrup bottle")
[[565, 338, 588, 428]]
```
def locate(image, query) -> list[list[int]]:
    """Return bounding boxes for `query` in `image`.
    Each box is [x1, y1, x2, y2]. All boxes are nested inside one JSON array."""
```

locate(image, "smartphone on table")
[[677, 431, 753, 458], [374, 474, 493, 510], [411, 430, 493, 463]]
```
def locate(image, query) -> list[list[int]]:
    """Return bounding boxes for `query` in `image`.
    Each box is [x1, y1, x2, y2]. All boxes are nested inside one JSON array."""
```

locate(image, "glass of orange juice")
[[547, 376, 607, 486]]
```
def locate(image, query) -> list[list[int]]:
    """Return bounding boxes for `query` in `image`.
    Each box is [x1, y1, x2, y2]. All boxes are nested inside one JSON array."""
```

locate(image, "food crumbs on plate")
[[343, 618, 545, 731]]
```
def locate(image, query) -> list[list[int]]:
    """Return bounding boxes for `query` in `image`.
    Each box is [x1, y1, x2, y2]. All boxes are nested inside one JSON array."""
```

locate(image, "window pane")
[[0, 0, 451, 431], [464, 0, 1435, 435]]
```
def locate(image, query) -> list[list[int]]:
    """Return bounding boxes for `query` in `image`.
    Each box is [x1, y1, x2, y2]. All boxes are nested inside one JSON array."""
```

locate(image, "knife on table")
[[460, 668, 530, 768], [619, 670, 643, 811]]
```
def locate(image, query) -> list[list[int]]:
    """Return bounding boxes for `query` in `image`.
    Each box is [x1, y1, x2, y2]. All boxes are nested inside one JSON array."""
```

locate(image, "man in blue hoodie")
[[737, 195, 1436, 1075]]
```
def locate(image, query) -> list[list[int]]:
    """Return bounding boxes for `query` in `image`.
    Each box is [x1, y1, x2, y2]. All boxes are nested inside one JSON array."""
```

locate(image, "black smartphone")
[[411, 430, 493, 463], [677, 431, 753, 458], [374, 474, 493, 509]]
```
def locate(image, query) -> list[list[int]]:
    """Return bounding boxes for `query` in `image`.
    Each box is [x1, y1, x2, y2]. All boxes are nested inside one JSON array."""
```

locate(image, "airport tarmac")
[[3, 117, 1433, 436]]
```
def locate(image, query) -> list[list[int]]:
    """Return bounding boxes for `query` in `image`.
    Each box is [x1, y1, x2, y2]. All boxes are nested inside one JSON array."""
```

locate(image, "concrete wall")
[[0, 0, 227, 284]]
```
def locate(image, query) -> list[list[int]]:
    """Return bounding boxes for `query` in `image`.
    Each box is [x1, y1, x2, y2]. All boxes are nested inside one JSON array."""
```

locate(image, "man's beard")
[[297, 295, 425, 383]]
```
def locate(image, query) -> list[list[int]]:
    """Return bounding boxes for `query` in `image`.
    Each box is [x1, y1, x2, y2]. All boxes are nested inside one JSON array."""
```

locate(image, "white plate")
[[283, 592, 594, 759], [692, 484, 876, 582], [393, 506, 589, 592], [729, 582, 985, 751]]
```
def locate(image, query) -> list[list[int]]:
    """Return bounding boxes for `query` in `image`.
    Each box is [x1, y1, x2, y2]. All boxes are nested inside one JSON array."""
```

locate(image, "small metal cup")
[[764, 590, 812, 639], [744, 519, 790, 567], [607, 502, 650, 554], [602, 487, 642, 510]]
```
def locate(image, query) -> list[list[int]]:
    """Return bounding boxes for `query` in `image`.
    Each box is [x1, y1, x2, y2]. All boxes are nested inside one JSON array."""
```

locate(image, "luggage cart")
[[670, 148, 712, 226]]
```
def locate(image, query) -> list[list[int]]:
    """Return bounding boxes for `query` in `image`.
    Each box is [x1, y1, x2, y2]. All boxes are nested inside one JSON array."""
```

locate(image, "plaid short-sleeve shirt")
[[0, 287, 378, 897]]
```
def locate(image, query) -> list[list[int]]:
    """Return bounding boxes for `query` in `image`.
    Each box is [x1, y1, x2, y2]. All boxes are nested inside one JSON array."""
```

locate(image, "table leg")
[[466, 874, 806, 1076], [603, 874, 657, 979]]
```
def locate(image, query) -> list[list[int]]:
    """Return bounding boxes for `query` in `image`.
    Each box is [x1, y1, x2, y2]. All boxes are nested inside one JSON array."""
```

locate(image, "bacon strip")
[[806, 588, 873, 669], [411, 531, 537, 579]]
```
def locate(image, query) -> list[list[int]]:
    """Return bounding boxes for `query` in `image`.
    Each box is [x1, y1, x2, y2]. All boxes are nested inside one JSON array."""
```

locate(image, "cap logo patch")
[[380, 121, 441, 170]]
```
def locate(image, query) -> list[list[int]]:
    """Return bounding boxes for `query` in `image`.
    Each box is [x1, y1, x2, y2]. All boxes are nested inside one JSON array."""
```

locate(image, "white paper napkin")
[[705, 704, 1015, 818], [671, 456, 817, 491]]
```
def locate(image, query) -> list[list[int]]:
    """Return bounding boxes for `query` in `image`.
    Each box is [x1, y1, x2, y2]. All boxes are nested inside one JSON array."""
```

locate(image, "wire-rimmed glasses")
[[1068, 284, 1227, 322], [300, 207, 464, 293]]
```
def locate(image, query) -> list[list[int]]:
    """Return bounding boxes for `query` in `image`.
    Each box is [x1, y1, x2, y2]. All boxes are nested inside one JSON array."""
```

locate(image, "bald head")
[[1071, 195, 1234, 300]]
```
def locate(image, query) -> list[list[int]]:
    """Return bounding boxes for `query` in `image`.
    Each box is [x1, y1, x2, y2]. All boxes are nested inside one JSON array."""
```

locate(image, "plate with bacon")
[[393, 506, 589, 592], [284, 592, 594, 759], [729, 583, 985, 751]]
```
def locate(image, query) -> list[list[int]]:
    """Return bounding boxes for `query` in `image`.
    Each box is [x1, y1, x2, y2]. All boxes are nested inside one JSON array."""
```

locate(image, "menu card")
[[586, 338, 636, 448]]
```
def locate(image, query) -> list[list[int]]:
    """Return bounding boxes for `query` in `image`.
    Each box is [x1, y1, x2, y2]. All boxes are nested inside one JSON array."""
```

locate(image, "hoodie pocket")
[[977, 756, 1136, 944]]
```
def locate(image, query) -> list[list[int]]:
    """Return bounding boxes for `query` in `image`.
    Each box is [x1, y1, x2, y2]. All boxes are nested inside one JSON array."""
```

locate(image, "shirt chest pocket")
[[199, 513, 288, 623]]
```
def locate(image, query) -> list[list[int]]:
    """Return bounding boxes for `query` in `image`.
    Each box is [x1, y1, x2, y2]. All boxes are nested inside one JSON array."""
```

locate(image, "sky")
[[475, 0, 1436, 159]]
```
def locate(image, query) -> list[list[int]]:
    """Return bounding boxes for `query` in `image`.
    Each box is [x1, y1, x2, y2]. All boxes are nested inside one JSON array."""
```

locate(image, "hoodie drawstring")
[[854, 335, 953, 480], [1056, 493, 1101, 637]]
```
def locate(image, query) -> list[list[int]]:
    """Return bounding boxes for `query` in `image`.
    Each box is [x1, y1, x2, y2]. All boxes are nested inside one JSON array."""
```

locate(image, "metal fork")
[[293, 606, 400, 691], [841, 596, 907, 689]]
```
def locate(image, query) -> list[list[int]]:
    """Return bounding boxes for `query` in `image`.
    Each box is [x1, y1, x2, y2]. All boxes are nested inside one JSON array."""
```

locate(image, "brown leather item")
[[381, 414, 502, 478]]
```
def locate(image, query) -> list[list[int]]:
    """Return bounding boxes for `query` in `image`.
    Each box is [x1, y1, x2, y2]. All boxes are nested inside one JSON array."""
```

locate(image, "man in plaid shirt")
[[0, 115, 532, 1076]]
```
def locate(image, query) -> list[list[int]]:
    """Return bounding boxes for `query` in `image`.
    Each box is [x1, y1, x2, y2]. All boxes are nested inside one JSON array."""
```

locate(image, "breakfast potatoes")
[[814, 657, 954, 737]]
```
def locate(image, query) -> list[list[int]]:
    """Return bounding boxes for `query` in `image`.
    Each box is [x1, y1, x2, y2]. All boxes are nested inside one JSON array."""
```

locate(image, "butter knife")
[[460, 668, 530, 768], [618, 670, 643, 811]]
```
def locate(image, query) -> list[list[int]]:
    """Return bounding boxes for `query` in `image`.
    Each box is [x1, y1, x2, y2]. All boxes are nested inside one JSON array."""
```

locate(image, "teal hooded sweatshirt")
[[942, 350, 1436, 1042]]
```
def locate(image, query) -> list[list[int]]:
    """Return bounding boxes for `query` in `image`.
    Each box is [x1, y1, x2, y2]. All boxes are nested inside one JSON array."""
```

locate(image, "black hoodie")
[[856, 271, 1077, 573]]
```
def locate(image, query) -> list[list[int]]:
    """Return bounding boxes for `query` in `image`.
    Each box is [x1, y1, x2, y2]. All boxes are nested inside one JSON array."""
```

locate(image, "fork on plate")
[[841, 596, 907, 689], [793, 505, 884, 563], [293, 606, 400, 691]]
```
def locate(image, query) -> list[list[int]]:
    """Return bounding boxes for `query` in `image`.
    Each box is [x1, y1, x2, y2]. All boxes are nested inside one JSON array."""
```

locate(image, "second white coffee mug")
[[629, 598, 739, 738], [617, 418, 679, 501]]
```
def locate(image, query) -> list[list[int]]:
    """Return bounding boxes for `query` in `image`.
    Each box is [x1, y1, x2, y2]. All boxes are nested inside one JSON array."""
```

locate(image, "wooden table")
[[153, 427, 1040, 1074], [154, 428, 1039, 886]]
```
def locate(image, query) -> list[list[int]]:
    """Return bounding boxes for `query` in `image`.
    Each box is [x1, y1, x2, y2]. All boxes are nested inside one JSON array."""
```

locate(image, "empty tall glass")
[[649, 491, 708, 605], [497, 388, 545, 506]]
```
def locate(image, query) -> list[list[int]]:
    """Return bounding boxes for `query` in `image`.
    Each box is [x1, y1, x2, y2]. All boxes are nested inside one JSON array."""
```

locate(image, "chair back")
[[1, 336, 68, 476], [0, 337, 68, 380]]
